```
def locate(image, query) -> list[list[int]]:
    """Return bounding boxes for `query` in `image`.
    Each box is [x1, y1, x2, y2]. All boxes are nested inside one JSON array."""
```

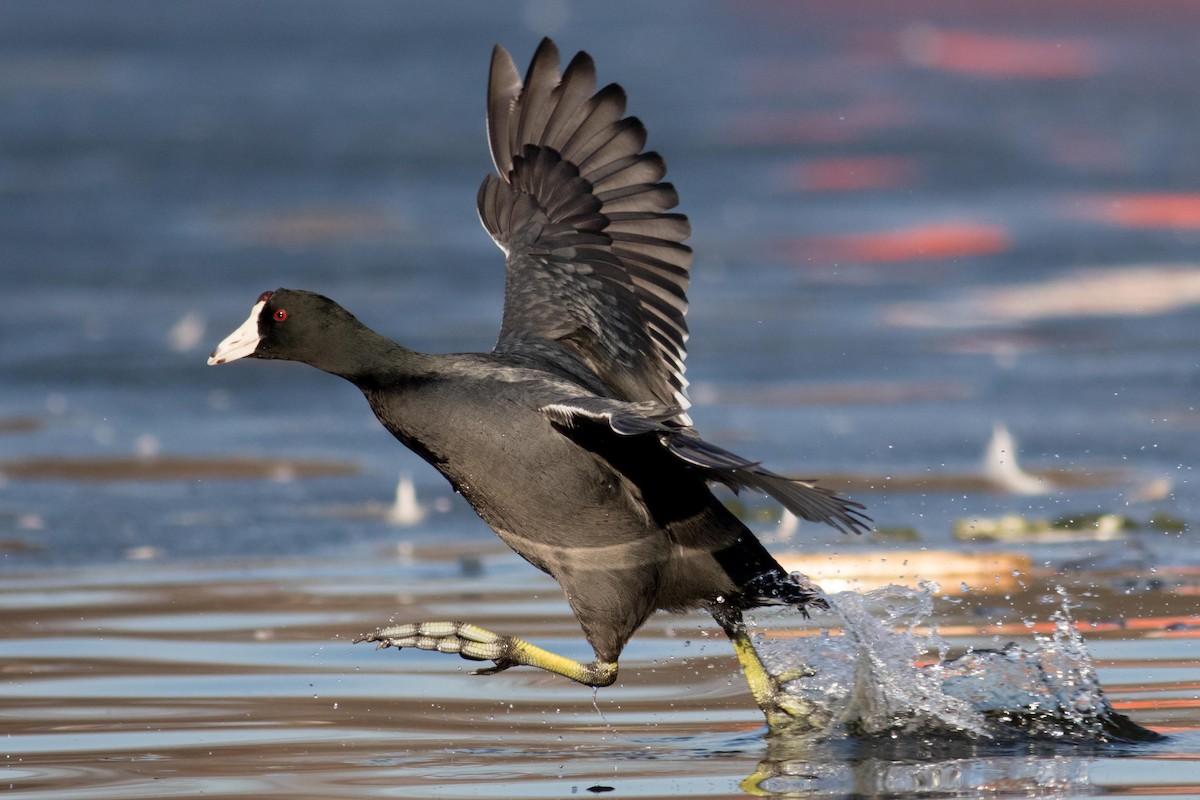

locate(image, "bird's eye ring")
[[274, 309, 288, 322]]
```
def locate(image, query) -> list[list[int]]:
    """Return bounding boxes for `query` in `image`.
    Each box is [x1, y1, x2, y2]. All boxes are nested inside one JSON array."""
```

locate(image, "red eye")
[[274, 309, 288, 322]]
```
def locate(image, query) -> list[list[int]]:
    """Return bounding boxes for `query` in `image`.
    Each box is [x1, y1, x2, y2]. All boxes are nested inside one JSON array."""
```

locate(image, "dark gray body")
[[357, 351, 771, 662]]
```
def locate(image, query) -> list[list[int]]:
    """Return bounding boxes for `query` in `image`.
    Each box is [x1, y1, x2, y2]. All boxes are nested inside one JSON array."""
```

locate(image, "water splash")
[[753, 583, 1160, 742], [937, 586, 1159, 742], [756, 583, 987, 737]]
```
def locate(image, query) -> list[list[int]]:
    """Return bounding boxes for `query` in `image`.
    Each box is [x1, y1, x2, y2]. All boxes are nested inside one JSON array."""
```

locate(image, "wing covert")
[[542, 398, 872, 537]]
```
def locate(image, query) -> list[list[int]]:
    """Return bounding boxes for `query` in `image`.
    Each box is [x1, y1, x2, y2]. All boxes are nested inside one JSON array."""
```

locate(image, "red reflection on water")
[[788, 155, 922, 192], [900, 26, 1102, 79], [787, 222, 1009, 263], [1076, 193, 1200, 229]]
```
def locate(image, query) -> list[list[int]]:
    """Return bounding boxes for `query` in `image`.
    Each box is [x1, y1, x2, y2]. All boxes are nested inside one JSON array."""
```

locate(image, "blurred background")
[[2, 0, 1199, 568]]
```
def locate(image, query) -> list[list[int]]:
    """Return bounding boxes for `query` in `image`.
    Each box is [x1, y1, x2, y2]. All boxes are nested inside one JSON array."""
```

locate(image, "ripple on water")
[[1, 557, 1197, 799]]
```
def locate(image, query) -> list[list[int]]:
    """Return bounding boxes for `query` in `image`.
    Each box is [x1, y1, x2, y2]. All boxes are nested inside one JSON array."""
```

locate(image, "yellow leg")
[[712, 607, 827, 733], [356, 621, 618, 686]]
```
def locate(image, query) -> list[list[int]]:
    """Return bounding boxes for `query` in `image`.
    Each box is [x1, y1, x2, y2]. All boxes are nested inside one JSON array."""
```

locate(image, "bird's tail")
[[741, 568, 828, 615]]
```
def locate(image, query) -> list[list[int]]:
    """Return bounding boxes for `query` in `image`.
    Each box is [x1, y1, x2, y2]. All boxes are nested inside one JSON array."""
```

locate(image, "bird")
[[208, 38, 870, 729]]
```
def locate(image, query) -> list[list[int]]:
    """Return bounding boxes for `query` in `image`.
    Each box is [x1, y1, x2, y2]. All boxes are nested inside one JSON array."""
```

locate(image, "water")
[[4, 1, 1200, 796], [2, 557, 1197, 798]]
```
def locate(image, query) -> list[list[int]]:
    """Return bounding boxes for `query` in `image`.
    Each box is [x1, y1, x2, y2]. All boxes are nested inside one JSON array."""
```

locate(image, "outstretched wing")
[[478, 38, 692, 424], [542, 398, 872, 536]]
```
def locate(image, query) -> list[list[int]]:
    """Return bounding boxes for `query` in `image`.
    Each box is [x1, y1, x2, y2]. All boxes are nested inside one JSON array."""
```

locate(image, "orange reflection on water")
[[1114, 698, 1200, 712], [789, 221, 1009, 264], [788, 155, 922, 192], [1076, 193, 1200, 229], [900, 26, 1102, 79]]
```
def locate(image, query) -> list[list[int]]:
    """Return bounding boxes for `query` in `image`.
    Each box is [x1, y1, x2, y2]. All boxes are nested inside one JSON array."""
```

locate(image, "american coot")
[[209, 38, 869, 730]]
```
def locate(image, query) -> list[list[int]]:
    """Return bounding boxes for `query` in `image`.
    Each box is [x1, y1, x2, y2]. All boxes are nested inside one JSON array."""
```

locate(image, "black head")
[[208, 288, 362, 369]]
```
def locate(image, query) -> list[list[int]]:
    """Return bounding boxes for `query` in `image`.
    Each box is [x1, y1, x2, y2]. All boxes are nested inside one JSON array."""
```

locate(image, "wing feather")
[[479, 39, 692, 424], [542, 399, 871, 536], [590, 153, 667, 193], [486, 45, 522, 178]]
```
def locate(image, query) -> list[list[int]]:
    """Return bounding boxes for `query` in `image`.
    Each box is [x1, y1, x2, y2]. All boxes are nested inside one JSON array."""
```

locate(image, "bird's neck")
[[306, 318, 433, 387]]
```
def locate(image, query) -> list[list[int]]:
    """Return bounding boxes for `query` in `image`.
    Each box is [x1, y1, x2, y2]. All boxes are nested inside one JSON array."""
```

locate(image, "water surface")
[[3, 1, 1200, 796]]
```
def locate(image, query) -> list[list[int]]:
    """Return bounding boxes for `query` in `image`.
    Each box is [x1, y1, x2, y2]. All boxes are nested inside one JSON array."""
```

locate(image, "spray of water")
[[751, 583, 1160, 742]]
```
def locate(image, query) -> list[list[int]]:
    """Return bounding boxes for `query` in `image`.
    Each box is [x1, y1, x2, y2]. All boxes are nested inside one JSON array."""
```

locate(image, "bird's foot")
[[355, 621, 518, 673], [749, 663, 827, 733], [712, 607, 829, 734], [761, 683, 827, 733], [355, 620, 618, 686], [775, 665, 817, 683]]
